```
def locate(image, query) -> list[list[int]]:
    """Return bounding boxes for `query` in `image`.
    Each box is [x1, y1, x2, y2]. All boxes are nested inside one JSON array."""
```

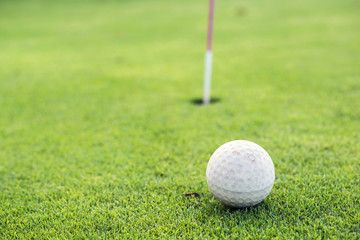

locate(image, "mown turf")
[[0, 0, 359, 238]]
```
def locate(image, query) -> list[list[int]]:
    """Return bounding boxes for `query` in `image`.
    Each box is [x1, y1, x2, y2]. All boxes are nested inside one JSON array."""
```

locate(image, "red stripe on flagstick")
[[207, 0, 215, 51]]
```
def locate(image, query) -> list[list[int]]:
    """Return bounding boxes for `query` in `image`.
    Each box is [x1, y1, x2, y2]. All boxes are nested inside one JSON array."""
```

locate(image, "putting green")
[[0, 0, 359, 238]]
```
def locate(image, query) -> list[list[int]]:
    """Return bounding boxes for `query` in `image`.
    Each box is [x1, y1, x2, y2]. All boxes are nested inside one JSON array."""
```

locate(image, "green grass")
[[1, 0, 359, 238]]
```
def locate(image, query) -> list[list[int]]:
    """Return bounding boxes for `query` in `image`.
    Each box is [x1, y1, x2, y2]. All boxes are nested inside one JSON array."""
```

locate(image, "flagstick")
[[203, 0, 215, 105]]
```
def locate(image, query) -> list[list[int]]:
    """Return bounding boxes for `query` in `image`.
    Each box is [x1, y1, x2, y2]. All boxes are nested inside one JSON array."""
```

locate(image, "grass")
[[0, 0, 359, 238]]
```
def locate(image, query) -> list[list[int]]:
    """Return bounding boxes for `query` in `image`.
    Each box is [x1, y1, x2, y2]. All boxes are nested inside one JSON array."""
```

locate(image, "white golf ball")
[[206, 140, 275, 208]]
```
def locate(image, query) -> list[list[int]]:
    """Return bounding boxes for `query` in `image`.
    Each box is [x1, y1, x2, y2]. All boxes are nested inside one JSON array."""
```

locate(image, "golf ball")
[[206, 140, 275, 208]]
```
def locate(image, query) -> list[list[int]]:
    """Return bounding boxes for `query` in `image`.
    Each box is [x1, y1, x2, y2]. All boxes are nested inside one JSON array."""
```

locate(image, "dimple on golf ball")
[[206, 140, 275, 208]]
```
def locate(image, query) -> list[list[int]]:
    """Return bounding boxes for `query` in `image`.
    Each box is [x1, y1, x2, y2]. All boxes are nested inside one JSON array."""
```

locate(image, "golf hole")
[[191, 98, 221, 105]]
